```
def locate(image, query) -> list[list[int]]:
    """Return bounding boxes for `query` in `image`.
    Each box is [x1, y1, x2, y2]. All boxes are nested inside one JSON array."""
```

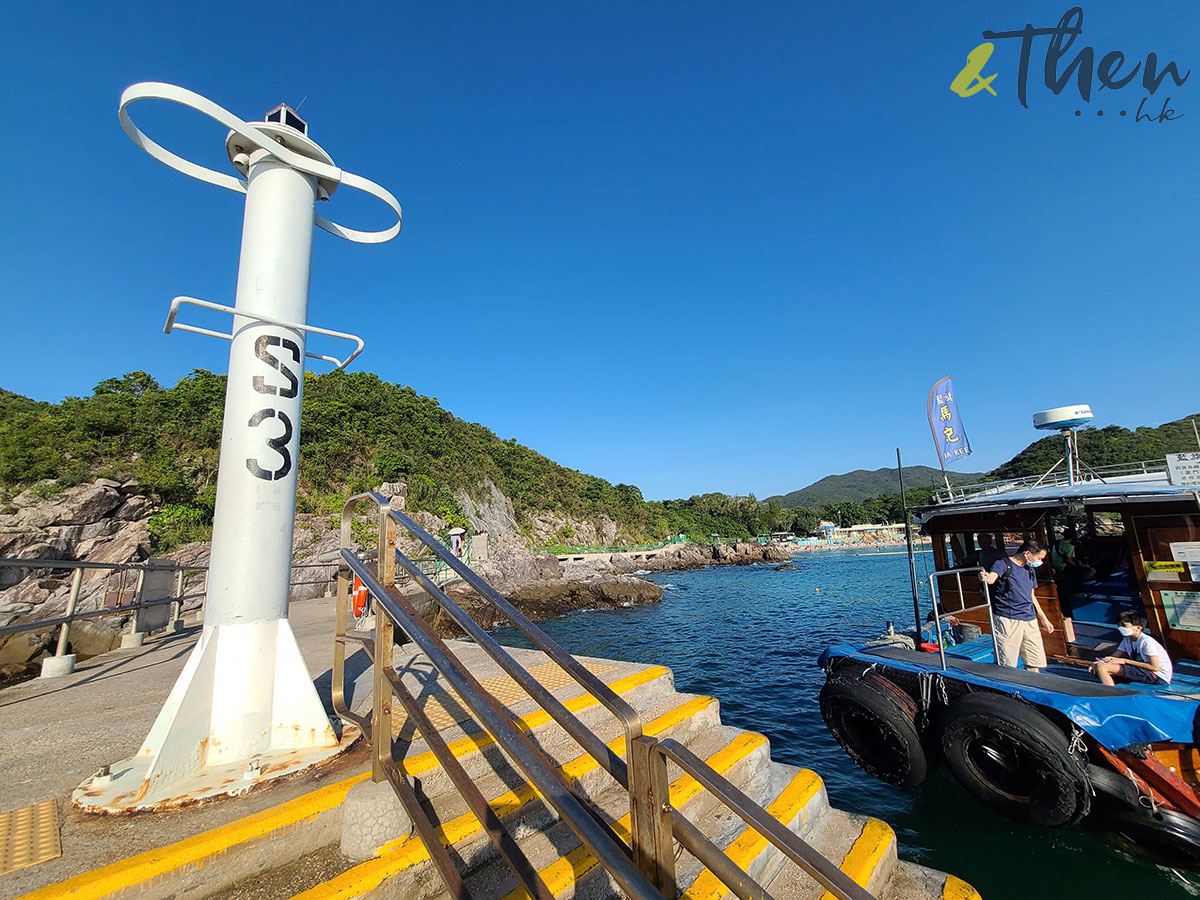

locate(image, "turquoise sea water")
[[491, 550, 1200, 899]]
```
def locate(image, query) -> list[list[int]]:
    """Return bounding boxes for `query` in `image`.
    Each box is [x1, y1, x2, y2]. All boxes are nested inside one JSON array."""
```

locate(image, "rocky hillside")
[[0, 471, 792, 683]]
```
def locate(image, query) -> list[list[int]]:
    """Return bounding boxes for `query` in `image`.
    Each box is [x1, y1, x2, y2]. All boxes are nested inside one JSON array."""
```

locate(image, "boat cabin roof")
[[917, 462, 1198, 523]]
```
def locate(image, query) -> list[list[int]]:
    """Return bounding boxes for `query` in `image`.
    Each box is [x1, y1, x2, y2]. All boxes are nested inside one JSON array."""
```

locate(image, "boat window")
[[1091, 512, 1125, 537], [949, 533, 972, 566], [943, 532, 1007, 569]]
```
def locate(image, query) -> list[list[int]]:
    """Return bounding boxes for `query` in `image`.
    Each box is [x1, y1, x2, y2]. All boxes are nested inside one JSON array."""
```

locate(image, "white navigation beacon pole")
[[74, 84, 402, 812]]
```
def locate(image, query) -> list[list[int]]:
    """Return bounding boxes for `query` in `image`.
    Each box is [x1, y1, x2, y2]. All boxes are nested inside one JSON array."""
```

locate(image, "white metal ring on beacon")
[[117, 82, 402, 244]]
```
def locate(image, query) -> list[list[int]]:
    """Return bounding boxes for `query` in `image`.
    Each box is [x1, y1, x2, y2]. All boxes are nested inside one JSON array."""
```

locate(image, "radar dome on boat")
[[1033, 405, 1094, 431]]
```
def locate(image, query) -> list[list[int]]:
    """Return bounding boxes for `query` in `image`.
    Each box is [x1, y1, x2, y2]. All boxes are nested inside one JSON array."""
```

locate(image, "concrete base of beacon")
[[71, 617, 360, 812]]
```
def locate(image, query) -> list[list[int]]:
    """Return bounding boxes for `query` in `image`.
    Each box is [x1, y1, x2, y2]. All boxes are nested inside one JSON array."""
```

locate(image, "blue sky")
[[1, 2, 1196, 500]]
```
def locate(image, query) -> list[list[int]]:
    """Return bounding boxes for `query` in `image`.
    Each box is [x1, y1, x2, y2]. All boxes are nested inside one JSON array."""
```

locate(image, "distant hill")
[[991, 414, 1200, 480], [765, 465, 983, 509]]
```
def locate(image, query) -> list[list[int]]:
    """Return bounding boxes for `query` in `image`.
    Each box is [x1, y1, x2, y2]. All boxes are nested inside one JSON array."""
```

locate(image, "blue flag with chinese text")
[[927, 376, 972, 467]]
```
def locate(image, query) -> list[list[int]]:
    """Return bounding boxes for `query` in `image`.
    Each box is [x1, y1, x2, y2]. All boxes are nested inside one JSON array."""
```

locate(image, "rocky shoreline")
[[0, 478, 794, 681]]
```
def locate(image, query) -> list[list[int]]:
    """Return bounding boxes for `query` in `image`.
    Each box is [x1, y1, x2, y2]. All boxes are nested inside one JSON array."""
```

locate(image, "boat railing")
[[930, 458, 1169, 504], [928, 565, 998, 671], [334, 491, 875, 900]]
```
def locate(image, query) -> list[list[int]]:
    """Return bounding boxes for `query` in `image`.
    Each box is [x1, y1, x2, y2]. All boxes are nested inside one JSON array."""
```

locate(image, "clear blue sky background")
[[1, 2, 1196, 500]]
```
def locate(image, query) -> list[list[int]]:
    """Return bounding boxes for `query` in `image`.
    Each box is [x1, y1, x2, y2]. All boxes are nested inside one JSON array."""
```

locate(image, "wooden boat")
[[820, 450, 1200, 868]]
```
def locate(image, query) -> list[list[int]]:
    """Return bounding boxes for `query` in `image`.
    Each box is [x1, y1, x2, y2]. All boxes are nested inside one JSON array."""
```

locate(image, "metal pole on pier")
[[74, 84, 402, 812], [897, 449, 923, 639]]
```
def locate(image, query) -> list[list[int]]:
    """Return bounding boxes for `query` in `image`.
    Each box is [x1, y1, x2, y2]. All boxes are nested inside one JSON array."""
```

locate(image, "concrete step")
[[676, 762, 828, 900], [15, 637, 983, 900], [392, 656, 677, 802], [12, 652, 675, 900], [286, 696, 751, 900], [405, 693, 726, 880], [458, 724, 774, 900]]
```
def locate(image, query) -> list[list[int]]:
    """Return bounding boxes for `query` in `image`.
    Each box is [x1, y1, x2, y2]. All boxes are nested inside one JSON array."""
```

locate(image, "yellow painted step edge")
[[942, 873, 983, 900], [682, 767, 824, 900], [818, 817, 894, 900], [501, 731, 770, 900], [293, 693, 721, 899], [16, 665, 670, 900]]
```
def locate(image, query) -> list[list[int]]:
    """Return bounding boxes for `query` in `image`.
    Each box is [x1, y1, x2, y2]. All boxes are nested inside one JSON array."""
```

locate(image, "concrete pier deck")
[[0, 598, 658, 900], [0, 596, 976, 900]]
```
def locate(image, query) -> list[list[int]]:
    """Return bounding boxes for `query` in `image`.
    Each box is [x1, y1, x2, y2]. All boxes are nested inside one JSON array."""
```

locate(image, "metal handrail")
[[389, 543, 631, 781], [928, 566, 997, 671], [0, 592, 199, 638], [0, 557, 341, 634], [335, 490, 881, 900], [651, 738, 875, 900], [341, 552, 661, 900], [0, 556, 202, 572], [385, 505, 645, 754], [931, 458, 1170, 504]]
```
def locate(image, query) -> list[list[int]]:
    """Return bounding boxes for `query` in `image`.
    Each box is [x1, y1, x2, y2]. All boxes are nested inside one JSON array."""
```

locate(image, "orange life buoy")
[[352, 576, 368, 617]]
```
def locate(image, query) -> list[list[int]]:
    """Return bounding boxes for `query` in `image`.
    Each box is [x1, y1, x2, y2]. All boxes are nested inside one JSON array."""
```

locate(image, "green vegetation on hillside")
[[805, 414, 1200, 529], [765, 465, 982, 509], [990, 418, 1200, 480], [7, 372, 1193, 550], [0, 372, 789, 548]]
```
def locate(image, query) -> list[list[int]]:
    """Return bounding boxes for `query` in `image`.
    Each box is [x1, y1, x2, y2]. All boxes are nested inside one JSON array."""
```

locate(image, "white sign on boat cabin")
[[1166, 452, 1200, 486], [1169, 542, 1200, 583], [1161, 590, 1200, 631]]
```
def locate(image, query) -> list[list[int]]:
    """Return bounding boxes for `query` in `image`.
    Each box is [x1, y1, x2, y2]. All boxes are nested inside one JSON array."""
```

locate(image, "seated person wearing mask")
[[979, 540, 1054, 672], [1091, 612, 1173, 686]]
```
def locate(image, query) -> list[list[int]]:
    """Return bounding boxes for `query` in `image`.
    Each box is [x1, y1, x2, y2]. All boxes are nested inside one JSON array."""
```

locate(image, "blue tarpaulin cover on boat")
[[820, 643, 1200, 751]]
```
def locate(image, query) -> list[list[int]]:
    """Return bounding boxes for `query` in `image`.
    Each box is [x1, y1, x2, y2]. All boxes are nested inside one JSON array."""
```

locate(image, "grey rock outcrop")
[[0, 479, 158, 681]]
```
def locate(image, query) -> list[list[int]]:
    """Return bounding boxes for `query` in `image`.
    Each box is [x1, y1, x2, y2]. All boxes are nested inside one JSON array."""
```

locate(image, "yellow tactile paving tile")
[[16, 664, 667, 900], [681, 768, 824, 900], [299, 694, 720, 898], [0, 800, 61, 876], [393, 660, 615, 734]]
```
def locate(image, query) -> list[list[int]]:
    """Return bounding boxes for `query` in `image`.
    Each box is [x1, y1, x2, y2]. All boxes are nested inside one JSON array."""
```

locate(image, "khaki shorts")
[[994, 616, 1047, 669]]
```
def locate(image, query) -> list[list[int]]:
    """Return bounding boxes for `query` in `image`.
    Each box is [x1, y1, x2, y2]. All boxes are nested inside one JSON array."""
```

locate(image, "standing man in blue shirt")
[[979, 540, 1055, 671]]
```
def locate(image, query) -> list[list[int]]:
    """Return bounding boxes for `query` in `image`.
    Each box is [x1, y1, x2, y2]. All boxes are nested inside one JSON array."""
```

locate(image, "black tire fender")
[[1086, 763, 1142, 817], [936, 691, 1091, 827], [1090, 806, 1200, 870], [819, 671, 928, 788]]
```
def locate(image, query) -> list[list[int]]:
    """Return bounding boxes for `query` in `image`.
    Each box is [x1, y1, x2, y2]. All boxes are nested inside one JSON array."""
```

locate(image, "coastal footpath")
[[0, 478, 791, 680]]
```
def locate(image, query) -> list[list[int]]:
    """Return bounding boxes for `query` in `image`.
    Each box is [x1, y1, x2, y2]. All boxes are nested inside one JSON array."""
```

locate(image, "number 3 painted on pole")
[[246, 409, 293, 480]]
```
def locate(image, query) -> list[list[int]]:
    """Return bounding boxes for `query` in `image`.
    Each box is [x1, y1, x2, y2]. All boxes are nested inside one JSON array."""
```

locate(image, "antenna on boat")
[[1033, 405, 1094, 486], [75, 84, 402, 813], [896, 448, 923, 639]]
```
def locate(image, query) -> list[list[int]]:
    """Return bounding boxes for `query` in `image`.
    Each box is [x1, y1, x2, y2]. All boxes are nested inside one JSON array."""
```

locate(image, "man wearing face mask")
[[1091, 612, 1173, 686], [979, 540, 1055, 671]]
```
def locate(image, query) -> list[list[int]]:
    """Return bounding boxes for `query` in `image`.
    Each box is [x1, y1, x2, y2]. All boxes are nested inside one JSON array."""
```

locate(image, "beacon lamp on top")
[[73, 83, 401, 813]]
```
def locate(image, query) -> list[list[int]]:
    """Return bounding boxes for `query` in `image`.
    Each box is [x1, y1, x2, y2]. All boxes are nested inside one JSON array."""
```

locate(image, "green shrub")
[[148, 504, 211, 553]]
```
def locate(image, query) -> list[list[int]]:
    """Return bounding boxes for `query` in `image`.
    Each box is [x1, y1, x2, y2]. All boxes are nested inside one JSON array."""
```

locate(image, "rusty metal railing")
[[333, 491, 878, 900]]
